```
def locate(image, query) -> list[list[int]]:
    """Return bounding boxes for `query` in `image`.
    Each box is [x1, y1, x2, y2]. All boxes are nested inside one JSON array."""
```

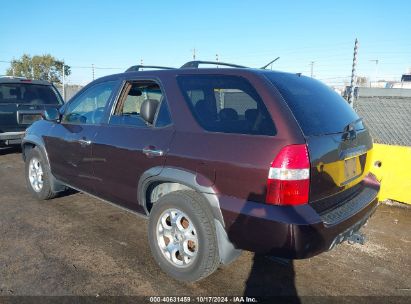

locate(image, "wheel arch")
[[22, 135, 66, 193], [21, 134, 46, 162], [138, 167, 242, 264], [138, 167, 222, 220]]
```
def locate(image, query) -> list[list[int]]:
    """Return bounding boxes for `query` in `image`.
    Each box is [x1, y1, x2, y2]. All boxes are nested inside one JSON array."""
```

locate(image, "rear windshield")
[[177, 75, 276, 136], [0, 83, 62, 105], [265, 73, 363, 136]]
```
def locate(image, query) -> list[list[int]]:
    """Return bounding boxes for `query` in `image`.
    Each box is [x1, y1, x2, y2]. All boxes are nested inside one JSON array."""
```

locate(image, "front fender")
[[22, 131, 65, 193]]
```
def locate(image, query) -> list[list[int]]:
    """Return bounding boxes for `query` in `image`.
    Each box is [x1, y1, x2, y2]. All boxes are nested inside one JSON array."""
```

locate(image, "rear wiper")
[[344, 118, 362, 132], [342, 118, 362, 140]]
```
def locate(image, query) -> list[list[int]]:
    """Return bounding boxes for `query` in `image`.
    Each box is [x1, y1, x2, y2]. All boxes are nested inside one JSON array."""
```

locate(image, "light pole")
[[310, 61, 315, 78], [370, 59, 379, 87], [348, 38, 359, 107]]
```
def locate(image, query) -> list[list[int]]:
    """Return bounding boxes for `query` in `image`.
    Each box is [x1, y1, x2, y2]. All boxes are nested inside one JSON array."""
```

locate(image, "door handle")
[[143, 147, 164, 157], [78, 138, 92, 146]]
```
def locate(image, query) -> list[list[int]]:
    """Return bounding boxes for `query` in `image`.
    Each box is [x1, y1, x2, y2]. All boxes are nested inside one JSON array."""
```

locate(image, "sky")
[[1, 0, 410, 86]]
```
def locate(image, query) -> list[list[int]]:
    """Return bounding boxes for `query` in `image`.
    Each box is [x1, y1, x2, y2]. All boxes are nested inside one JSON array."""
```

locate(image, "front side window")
[[177, 75, 276, 136], [62, 81, 116, 125], [111, 80, 171, 127]]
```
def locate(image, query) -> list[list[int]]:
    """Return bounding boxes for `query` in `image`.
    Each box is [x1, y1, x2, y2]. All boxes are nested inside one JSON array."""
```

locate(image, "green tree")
[[6, 54, 71, 84]]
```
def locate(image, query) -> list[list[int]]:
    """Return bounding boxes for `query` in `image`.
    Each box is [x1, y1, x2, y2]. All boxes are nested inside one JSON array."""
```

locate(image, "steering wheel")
[[64, 112, 86, 124]]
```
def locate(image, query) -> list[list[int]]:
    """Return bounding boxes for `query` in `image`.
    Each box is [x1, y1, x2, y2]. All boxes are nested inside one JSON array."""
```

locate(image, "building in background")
[[55, 84, 83, 102]]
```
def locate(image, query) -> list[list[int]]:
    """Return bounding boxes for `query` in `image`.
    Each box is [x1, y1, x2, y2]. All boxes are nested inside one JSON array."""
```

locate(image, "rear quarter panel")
[[162, 70, 305, 202]]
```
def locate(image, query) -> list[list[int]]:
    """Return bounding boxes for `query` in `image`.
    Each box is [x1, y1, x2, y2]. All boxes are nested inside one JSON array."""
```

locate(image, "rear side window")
[[177, 75, 276, 136], [111, 80, 171, 127], [265, 73, 363, 136], [0, 83, 62, 105]]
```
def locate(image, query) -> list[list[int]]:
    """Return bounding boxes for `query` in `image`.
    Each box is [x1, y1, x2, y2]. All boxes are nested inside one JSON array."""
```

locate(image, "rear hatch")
[[0, 81, 62, 132], [265, 73, 373, 211]]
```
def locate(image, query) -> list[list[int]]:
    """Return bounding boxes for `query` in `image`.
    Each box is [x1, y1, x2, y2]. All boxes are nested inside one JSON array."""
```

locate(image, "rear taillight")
[[266, 144, 310, 206]]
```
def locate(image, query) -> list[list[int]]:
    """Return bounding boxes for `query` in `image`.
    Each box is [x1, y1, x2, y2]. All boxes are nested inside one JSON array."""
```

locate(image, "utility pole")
[[370, 59, 379, 87], [192, 48, 196, 60], [216, 54, 219, 68], [310, 61, 315, 78], [348, 38, 359, 107], [140, 58, 144, 71], [62, 64, 65, 102], [91, 64, 95, 81]]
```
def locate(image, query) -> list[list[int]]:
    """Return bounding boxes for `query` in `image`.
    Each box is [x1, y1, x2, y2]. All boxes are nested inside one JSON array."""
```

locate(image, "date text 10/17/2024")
[[149, 296, 258, 303]]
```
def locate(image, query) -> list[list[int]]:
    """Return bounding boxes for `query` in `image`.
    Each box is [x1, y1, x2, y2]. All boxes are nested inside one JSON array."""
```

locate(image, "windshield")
[[265, 72, 364, 136], [0, 83, 62, 105]]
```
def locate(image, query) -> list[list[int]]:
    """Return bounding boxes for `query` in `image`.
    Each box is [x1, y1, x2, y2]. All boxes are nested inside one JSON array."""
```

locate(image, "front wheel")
[[148, 190, 220, 282], [25, 147, 57, 200]]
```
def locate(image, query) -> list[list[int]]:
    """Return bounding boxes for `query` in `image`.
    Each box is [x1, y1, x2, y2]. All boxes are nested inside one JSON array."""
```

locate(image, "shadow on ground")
[[244, 255, 300, 303], [0, 146, 21, 156]]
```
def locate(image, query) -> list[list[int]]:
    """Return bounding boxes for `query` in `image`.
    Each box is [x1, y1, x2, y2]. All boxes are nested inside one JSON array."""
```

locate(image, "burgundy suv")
[[22, 61, 380, 282]]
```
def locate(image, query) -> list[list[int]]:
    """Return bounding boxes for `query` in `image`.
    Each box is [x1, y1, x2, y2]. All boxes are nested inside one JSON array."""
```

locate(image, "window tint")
[[401, 74, 411, 82], [0, 84, 62, 105], [155, 99, 172, 127], [62, 81, 116, 124], [187, 90, 204, 105], [265, 73, 363, 136], [111, 81, 167, 127], [177, 75, 276, 136]]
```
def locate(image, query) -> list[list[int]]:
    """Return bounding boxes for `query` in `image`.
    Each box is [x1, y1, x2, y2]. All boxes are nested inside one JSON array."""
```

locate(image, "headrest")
[[245, 109, 258, 122], [140, 99, 159, 124], [219, 108, 238, 121]]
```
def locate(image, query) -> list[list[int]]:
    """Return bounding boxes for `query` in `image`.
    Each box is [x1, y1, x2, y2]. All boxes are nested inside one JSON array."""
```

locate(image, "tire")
[[148, 190, 220, 282], [25, 146, 57, 200]]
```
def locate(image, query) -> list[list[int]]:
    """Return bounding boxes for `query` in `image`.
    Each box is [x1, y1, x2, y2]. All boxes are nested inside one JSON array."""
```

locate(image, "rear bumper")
[[220, 174, 380, 259], [0, 131, 25, 145]]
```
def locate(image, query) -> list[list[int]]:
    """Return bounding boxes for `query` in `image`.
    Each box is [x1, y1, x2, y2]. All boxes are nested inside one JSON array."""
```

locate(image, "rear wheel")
[[148, 190, 220, 282], [25, 147, 57, 200]]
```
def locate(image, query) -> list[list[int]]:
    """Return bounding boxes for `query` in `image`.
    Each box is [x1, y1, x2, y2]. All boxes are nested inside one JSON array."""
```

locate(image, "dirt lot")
[[0, 147, 410, 300]]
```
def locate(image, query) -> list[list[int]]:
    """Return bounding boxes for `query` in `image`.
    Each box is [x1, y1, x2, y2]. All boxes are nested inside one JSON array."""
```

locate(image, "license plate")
[[21, 114, 42, 124], [344, 157, 358, 181]]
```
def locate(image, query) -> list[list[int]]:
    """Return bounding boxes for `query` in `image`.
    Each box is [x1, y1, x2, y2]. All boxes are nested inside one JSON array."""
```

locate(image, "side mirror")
[[42, 108, 60, 122], [140, 99, 159, 125]]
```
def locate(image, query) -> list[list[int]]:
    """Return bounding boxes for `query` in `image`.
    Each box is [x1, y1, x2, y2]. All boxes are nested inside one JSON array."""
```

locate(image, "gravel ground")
[[0, 147, 410, 301]]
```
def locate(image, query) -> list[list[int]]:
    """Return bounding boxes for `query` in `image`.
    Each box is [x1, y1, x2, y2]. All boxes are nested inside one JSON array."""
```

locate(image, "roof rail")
[[181, 61, 248, 69], [125, 65, 175, 72]]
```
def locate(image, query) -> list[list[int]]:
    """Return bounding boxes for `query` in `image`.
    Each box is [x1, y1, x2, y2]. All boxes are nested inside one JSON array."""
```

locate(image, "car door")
[[91, 79, 175, 211], [45, 80, 118, 193]]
